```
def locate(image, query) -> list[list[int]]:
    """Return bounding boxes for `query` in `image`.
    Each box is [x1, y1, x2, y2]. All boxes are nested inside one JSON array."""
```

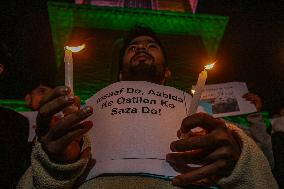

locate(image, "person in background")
[[242, 92, 274, 168], [271, 105, 284, 188], [222, 92, 274, 168], [25, 83, 53, 111], [0, 41, 30, 188], [23, 82, 54, 161], [18, 26, 278, 189]]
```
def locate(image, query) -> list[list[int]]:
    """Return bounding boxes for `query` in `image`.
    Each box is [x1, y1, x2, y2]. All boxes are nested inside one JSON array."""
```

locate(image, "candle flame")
[[191, 89, 196, 94], [204, 62, 216, 70], [65, 44, 86, 53]]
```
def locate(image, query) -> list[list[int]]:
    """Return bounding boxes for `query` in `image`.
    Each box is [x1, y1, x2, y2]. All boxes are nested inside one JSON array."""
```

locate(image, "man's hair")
[[118, 26, 168, 71], [26, 80, 54, 95]]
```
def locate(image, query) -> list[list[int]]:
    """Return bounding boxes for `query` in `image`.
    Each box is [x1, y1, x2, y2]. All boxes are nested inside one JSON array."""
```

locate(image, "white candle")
[[64, 44, 85, 94], [181, 62, 215, 138], [188, 70, 207, 115], [64, 49, 74, 94]]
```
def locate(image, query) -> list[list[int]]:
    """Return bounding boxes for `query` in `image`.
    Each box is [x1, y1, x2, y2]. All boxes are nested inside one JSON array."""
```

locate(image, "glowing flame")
[[191, 89, 196, 94], [65, 44, 86, 53], [204, 61, 216, 70]]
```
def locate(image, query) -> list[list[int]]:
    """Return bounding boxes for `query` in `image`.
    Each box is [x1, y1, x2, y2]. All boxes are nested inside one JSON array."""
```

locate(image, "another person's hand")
[[242, 92, 262, 112], [166, 113, 241, 187], [36, 86, 93, 163]]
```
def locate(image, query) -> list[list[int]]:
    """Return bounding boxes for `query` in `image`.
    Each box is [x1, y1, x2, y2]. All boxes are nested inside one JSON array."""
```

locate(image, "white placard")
[[85, 81, 192, 179], [20, 111, 37, 142]]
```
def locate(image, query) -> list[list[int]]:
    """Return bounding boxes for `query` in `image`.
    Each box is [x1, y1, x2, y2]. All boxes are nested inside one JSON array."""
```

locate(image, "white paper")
[[86, 81, 192, 179], [20, 111, 37, 142], [195, 82, 257, 118]]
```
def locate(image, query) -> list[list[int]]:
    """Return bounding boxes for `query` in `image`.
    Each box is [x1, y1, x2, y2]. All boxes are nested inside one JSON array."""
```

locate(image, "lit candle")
[[64, 44, 85, 94], [181, 62, 215, 138], [188, 62, 215, 116]]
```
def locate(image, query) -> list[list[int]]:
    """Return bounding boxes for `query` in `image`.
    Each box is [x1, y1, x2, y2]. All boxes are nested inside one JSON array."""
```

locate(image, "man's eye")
[[148, 43, 158, 48], [128, 46, 136, 52]]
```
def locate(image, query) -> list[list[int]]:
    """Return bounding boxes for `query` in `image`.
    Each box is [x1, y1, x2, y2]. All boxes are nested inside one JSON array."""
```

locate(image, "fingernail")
[[65, 95, 75, 101], [83, 106, 93, 114]]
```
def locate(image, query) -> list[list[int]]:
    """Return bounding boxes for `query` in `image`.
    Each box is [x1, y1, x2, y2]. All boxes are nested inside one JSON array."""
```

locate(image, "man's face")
[[25, 85, 52, 111], [121, 36, 166, 84]]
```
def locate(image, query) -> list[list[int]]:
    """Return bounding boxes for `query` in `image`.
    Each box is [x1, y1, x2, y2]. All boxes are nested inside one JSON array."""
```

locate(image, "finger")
[[244, 96, 258, 102], [166, 149, 209, 165], [49, 107, 93, 139], [180, 113, 226, 134], [36, 95, 75, 136], [171, 134, 213, 152], [205, 146, 234, 162], [242, 92, 259, 99], [39, 95, 75, 118], [243, 93, 261, 103], [172, 159, 227, 187], [191, 178, 217, 186], [204, 147, 238, 176], [62, 96, 81, 116], [39, 86, 70, 107], [52, 121, 93, 154], [63, 104, 79, 116], [45, 121, 92, 143], [74, 96, 81, 109], [171, 130, 231, 152], [167, 162, 197, 174], [242, 92, 248, 98], [242, 92, 253, 98]]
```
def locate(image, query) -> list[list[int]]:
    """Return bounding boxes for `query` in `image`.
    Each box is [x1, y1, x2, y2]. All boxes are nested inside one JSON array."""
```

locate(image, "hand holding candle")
[[64, 44, 86, 94]]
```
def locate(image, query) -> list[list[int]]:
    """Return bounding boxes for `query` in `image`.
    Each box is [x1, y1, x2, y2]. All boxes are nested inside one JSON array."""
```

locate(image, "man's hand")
[[36, 86, 93, 163], [166, 113, 241, 187], [242, 92, 262, 112]]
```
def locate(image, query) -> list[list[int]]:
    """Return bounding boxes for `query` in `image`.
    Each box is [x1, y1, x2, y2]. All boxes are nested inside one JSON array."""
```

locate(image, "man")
[[18, 26, 278, 188], [25, 83, 53, 111]]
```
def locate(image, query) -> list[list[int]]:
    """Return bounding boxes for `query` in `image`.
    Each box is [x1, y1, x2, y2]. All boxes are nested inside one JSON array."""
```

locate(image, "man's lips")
[[131, 53, 152, 64], [135, 55, 148, 61]]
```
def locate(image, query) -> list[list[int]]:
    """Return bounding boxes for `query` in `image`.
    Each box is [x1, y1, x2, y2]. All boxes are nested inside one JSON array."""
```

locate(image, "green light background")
[[0, 2, 228, 112]]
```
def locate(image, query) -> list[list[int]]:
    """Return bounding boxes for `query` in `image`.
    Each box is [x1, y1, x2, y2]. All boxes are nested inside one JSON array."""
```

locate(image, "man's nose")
[[136, 43, 147, 52]]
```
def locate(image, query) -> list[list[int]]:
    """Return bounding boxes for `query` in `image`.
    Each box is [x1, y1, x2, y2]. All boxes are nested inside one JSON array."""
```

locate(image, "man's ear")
[[24, 94, 31, 107], [164, 67, 171, 79]]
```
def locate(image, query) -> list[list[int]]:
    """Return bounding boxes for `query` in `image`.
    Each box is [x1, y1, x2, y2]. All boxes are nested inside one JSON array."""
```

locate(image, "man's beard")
[[122, 61, 164, 84]]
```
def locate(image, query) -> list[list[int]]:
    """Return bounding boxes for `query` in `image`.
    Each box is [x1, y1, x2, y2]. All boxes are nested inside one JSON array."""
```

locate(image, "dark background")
[[1, 0, 284, 114]]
